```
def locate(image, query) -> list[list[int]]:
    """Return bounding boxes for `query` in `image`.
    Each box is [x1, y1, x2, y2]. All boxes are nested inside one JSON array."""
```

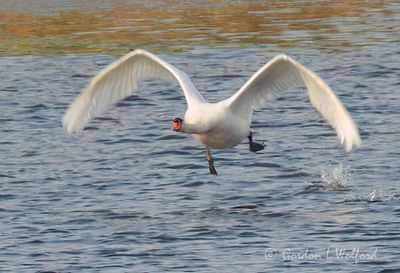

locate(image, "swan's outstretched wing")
[[227, 54, 361, 151], [63, 49, 205, 134]]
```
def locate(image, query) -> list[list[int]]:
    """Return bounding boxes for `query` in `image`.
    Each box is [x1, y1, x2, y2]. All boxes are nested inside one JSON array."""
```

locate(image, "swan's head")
[[171, 117, 183, 132]]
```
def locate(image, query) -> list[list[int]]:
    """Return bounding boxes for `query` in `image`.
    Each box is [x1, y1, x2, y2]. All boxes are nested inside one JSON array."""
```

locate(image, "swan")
[[63, 49, 361, 175]]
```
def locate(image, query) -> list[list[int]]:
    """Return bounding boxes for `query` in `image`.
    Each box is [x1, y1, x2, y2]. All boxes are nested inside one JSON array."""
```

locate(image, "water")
[[1, 2, 400, 272]]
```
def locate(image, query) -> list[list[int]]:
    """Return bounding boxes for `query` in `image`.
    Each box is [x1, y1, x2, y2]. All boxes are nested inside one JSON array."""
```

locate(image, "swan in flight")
[[63, 49, 361, 175]]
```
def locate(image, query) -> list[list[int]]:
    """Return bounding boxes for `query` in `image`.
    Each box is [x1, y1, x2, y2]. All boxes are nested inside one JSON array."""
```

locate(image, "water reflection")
[[0, 0, 398, 55]]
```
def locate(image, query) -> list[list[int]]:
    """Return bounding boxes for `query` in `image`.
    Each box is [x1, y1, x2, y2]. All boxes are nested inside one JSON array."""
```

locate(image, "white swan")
[[63, 49, 361, 175]]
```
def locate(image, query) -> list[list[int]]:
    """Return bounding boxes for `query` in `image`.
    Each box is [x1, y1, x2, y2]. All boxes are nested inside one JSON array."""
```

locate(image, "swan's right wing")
[[227, 54, 361, 152], [63, 49, 206, 134]]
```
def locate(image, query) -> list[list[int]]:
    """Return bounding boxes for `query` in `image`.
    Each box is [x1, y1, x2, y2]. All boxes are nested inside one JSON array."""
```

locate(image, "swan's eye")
[[172, 118, 182, 131]]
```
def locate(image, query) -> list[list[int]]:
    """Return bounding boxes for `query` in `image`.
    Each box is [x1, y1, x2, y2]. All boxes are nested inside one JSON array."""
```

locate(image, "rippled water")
[[1, 2, 400, 273]]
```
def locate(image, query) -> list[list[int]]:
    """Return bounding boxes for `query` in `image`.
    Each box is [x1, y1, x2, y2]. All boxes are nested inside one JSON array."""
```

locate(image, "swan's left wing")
[[227, 54, 361, 152], [63, 49, 205, 134]]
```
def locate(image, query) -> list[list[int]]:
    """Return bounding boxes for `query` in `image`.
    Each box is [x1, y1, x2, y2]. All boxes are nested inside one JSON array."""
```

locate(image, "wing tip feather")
[[342, 125, 362, 152]]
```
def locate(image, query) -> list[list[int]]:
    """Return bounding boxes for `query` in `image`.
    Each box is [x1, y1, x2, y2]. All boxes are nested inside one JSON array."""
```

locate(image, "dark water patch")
[[378, 269, 400, 273], [22, 150, 40, 157], [71, 73, 90, 78], [258, 121, 303, 128], [104, 138, 136, 144], [83, 126, 99, 131], [104, 211, 144, 220], [245, 162, 282, 168], [238, 231, 258, 237], [117, 100, 157, 107], [151, 148, 197, 156], [0, 194, 16, 200], [222, 194, 248, 201], [24, 103, 48, 110], [164, 96, 183, 102], [93, 167, 113, 172], [0, 174, 16, 178], [63, 218, 97, 225], [231, 204, 258, 210], [80, 157, 108, 164], [354, 83, 368, 88], [97, 247, 131, 257], [36, 270, 71, 273], [221, 73, 249, 78], [182, 180, 206, 187], [156, 134, 187, 140], [340, 235, 400, 242], [304, 132, 336, 138], [299, 183, 328, 193], [308, 227, 364, 236], [25, 115, 47, 121], [1, 86, 18, 92], [44, 176, 58, 181], [115, 101, 134, 107], [0, 129, 17, 133], [28, 252, 48, 258], [201, 206, 226, 215], [151, 233, 180, 243], [165, 163, 204, 171], [94, 138, 148, 145], [261, 211, 290, 218], [265, 171, 309, 179], [11, 178, 32, 185], [124, 95, 150, 101], [0, 118, 14, 122], [40, 228, 70, 234], [23, 239, 45, 245], [299, 122, 325, 128]]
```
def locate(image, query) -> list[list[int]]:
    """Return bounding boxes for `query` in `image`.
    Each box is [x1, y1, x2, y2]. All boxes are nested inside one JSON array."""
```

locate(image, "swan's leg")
[[248, 131, 265, 152], [205, 146, 218, 175]]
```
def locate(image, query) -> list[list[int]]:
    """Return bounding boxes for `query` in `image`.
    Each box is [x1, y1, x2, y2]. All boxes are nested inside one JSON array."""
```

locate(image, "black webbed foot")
[[250, 141, 266, 152], [248, 131, 266, 152]]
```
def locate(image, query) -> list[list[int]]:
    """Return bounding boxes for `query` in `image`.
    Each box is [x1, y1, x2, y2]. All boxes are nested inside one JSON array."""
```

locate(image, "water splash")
[[320, 164, 350, 190], [303, 164, 351, 192], [367, 188, 377, 202], [344, 188, 400, 203], [303, 166, 400, 203]]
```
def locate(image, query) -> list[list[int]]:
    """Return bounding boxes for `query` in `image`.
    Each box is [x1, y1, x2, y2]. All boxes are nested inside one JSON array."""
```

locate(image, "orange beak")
[[172, 119, 182, 131]]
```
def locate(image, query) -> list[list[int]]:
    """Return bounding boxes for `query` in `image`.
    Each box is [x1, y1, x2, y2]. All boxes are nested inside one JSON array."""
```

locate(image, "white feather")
[[63, 49, 205, 134], [227, 54, 361, 151]]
